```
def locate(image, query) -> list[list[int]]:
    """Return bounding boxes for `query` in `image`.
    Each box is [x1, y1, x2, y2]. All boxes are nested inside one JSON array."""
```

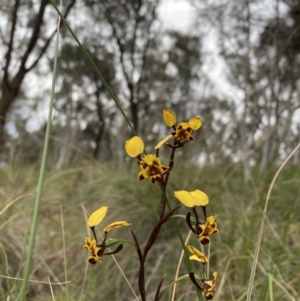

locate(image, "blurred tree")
[[0, 0, 75, 146], [256, 0, 300, 170], [84, 0, 160, 135], [52, 42, 117, 165], [192, 0, 300, 178], [47, 0, 203, 165], [1, 0, 203, 165]]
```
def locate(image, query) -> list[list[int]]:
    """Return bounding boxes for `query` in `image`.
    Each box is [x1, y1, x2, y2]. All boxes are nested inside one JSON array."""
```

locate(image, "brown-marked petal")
[[84, 236, 97, 252], [203, 271, 217, 300], [187, 245, 208, 263], [88, 255, 103, 264], [84, 236, 104, 264], [206, 215, 219, 234], [141, 154, 155, 165], [104, 221, 131, 232], [138, 168, 150, 180]]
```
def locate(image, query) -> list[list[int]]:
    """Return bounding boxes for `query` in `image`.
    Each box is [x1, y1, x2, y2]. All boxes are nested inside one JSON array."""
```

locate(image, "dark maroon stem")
[[159, 142, 177, 219]]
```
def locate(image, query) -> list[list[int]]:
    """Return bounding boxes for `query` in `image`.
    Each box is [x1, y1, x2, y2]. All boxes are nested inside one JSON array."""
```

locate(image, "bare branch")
[[27, 0, 76, 72], [137, 0, 158, 89], [3, 0, 20, 84], [19, 0, 49, 70]]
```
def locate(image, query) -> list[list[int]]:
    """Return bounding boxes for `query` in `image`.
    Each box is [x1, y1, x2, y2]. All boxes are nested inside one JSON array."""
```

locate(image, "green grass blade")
[[246, 142, 300, 301], [17, 10, 61, 301], [60, 206, 69, 300], [268, 273, 274, 301]]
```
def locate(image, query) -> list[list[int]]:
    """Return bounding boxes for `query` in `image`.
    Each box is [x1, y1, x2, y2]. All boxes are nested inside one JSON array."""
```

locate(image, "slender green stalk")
[[206, 243, 211, 278], [268, 274, 274, 301], [17, 10, 61, 301], [79, 204, 90, 301], [60, 206, 69, 300], [171, 230, 192, 301], [0, 244, 10, 292], [49, 0, 136, 136], [78, 260, 89, 301]]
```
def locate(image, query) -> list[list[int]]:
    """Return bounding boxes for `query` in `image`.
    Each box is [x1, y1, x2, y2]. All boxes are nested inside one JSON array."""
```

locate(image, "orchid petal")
[[88, 206, 108, 227], [155, 135, 174, 149], [188, 117, 202, 130], [125, 136, 144, 157], [163, 109, 176, 126], [104, 221, 131, 232]]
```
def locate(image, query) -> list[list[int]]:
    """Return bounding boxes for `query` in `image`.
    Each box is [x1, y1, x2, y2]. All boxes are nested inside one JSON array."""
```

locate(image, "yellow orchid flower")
[[87, 206, 131, 232], [155, 109, 202, 149], [84, 236, 104, 264], [175, 189, 218, 245], [138, 154, 168, 183], [124, 136, 168, 183], [203, 271, 217, 300], [84, 206, 131, 264], [190, 270, 218, 299], [197, 215, 219, 245], [174, 190, 209, 207]]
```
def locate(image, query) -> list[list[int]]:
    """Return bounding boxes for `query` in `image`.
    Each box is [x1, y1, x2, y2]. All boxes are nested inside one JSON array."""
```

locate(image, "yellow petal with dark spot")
[[190, 190, 209, 206], [174, 190, 195, 207], [205, 291, 214, 300], [88, 255, 102, 264], [188, 117, 202, 130], [199, 235, 210, 245], [104, 221, 131, 232], [207, 215, 217, 223], [88, 206, 108, 227], [84, 236, 97, 252], [141, 154, 155, 165], [138, 168, 150, 180], [125, 136, 144, 157], [206, 215, 219, 234], [155, 135, 174, 149], [163, 109, 176, 126], [186, 245, 208, 263]]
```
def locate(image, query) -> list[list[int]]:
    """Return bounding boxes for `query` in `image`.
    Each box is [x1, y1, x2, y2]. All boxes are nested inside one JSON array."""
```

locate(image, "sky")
[[6, 0, 299, 139], [14, 0, 199, 134], [158, 0, 300, 145], [158, 0, 240, 103], [158, 0, 196, 32]]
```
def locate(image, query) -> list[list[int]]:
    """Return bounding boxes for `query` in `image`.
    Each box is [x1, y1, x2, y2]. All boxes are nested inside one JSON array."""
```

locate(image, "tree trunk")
[[0, 0, 76, 147], [0, 69, 26, 144]]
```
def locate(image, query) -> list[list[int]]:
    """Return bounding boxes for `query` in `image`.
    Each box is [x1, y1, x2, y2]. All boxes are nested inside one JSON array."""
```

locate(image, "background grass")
[[0, 160, 299, 300]]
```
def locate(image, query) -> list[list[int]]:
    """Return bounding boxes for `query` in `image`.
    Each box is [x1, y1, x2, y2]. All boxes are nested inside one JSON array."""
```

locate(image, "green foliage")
[[1, 162, 299, 300]]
